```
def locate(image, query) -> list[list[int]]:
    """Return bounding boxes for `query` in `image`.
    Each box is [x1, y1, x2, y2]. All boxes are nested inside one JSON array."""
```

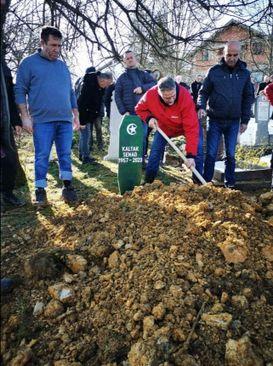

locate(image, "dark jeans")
[[145, 131, 167, 182], [79, 117, 103, 158], [204, 120, 240, 186], [193, 120, 204, 182]]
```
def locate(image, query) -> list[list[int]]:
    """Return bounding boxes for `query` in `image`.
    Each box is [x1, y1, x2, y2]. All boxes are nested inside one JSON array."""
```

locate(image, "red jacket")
[[135, 84, 199, 156], [264, 83, 273, 106]]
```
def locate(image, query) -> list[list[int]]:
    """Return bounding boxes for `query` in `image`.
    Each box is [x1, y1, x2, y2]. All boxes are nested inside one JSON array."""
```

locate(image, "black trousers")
[[0, 131, 18, 193]]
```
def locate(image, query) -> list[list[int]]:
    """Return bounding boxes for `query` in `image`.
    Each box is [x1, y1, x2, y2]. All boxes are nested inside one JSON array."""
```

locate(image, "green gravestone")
[[118, 115, 143, 194]]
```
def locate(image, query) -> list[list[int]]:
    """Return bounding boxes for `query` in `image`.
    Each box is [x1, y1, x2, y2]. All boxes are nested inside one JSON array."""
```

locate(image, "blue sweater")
[[15, 51, 77, 124]]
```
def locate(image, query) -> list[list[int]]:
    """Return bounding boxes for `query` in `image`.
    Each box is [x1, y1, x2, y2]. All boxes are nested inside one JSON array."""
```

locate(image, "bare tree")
[[3, 0, 272, 75]]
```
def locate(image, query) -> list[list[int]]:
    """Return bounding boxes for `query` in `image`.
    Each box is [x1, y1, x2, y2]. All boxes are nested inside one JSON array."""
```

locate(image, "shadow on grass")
[[71, 157, 119, 194]]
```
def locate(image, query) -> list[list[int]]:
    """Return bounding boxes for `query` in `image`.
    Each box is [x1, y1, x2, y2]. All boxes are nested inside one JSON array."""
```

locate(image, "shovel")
[[156, 126, 206, 185]]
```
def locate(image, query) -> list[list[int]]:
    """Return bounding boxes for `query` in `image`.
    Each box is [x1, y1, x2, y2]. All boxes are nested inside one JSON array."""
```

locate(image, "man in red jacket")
[[135, 76, 199, 183]]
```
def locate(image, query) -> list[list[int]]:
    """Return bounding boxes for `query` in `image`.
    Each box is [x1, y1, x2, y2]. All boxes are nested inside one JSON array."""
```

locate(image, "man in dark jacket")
[[78, 71, 112, 163], [115, 51, 156, 161], [197, 40, 253, 188], [191, 75, 203, 105]]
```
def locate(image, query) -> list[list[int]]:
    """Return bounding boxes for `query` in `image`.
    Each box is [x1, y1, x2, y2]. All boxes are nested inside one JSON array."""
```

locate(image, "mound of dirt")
[[1, 182, 273, 365]]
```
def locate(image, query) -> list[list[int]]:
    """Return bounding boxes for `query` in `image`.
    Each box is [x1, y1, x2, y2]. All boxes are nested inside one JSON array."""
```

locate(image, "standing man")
[[135, 76, 199, 183], [1, 56, 25, 208], [77, 70, 113, 163], [197, 40, 253, 188], [191, 75, 203, 105], [15, 26, 79, 204], [115, 50, 156, 161]]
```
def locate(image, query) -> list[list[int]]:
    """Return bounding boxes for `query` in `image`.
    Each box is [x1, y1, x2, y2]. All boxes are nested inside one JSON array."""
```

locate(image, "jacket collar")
[[220, 57, 247, 71]]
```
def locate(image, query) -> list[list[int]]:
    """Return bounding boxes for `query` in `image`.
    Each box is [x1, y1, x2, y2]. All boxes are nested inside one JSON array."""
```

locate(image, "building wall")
[[190, 24, 269, 81]]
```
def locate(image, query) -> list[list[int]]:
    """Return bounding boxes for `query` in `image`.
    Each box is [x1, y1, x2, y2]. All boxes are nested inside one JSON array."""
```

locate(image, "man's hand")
[[185, 158, 196, 169], [15, 126, 22, 136], [22, 117, 33, 134], [73, 116, 80, 131], [197, 108, 206, 119], [240, 124, 248, 134], [133, 87, 142, 95], [80, 125, 86, 129], [148, 118, 158, 131]]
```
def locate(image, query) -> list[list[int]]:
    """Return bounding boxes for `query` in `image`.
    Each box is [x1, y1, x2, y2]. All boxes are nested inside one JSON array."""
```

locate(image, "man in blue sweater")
[[197, 40, 253, 188], [15, 26, 79, 204], [115, 51, 156, 164]]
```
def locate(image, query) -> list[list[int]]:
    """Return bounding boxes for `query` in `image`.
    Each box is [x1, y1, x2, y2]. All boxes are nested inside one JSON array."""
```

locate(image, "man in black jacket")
[[1, 58, 25, 207], [197, 40, 253, 188], [78, 71, 112, 164], [191, 75, 203, 105]]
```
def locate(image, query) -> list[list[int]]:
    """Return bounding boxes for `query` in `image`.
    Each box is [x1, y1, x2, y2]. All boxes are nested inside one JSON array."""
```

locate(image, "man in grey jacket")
[[197, 40, 253, 188]]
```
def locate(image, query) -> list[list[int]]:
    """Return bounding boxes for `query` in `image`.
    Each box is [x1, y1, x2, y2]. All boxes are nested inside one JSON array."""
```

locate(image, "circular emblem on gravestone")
[[127, 123, 137, 135]]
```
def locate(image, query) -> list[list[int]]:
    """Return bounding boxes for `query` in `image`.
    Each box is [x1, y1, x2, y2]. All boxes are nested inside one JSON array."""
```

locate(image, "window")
[[252, 42, 264, 55]]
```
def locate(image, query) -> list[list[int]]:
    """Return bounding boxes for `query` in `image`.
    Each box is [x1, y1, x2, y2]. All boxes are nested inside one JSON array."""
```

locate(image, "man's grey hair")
[[98, 72, 113, 80], [158, 76, 176, 92]]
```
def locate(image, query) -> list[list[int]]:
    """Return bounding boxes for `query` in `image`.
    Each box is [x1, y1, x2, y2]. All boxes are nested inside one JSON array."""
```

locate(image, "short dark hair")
[[98, 71, 113, 80], [41, 26, 62, 43], [158, 76, 176, 92], [123, 50, 134, 58]]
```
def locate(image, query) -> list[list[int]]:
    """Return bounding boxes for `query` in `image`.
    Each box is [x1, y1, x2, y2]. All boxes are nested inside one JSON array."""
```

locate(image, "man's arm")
[[15, 60, 33, 133], [135, 92, 153, 122], [180, 90, 199, 158], [196, 72, 212, 118], [72, 108, 80, 130], [241, 73, 254, 127], [17, 103, 33, 134], [141, 72, 156, 93], [114, 76, 127, 115]]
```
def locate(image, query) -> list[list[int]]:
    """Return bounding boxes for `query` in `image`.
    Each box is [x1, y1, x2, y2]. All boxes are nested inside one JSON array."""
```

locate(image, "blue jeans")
[[193, 120, 204, 182], [145, 131, 167, 182], [79, 117, 103, 158], [204, 120, 240, 186], [33, 121, 73, 188]]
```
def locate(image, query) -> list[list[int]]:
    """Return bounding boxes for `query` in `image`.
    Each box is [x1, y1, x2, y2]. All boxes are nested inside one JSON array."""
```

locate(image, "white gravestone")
[[104, 91, 122, 161]]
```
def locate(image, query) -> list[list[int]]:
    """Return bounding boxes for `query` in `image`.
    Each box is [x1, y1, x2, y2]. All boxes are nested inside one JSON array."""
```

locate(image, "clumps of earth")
[[1, 183, 273, 366]]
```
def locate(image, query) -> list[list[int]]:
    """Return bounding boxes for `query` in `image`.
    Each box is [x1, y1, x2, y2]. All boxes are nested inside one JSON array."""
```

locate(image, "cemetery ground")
[[1, 121, 273, 366]]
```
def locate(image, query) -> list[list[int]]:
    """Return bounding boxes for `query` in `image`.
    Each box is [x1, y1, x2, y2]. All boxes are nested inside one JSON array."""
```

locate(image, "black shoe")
[[144, 175, 155, 184], [79, 154, 83, 161], [35, 188, 47, 205], [82, 156, 96, 164], [2, 192, 25, 207], [62, 186, 77, 203], [1, 278, 16, 294]]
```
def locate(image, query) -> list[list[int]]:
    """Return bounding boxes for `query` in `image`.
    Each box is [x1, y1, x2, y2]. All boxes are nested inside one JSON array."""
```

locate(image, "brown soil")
[[1, 182, 273, 365]]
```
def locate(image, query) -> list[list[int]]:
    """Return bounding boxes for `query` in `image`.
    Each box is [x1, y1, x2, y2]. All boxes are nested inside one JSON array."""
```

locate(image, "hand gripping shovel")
[[156, 126, 206, 185]]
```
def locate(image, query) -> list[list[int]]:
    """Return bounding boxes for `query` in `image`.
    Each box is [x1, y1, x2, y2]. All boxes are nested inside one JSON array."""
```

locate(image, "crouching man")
[[135, 76, 199, 183]]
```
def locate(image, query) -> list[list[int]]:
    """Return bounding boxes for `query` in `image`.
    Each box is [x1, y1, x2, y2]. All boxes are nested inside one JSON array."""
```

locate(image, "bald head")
[[224, 41, 241, 68]]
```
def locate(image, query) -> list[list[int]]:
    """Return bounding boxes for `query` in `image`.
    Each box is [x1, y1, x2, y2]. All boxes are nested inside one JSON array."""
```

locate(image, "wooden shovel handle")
[[156, 126, 207, 185]]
